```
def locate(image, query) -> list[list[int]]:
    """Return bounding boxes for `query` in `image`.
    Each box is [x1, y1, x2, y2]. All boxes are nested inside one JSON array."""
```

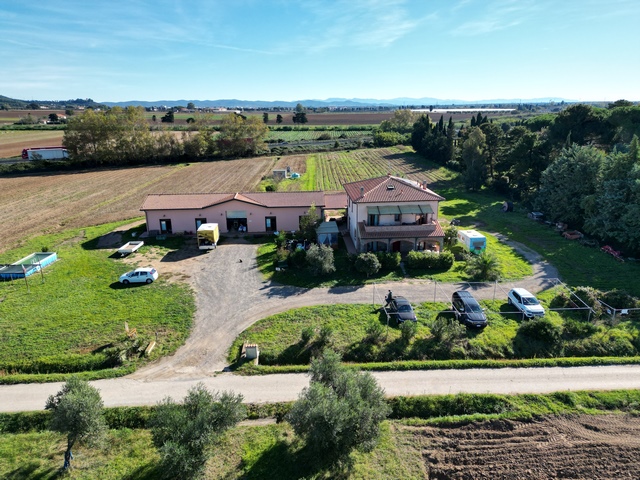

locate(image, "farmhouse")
[[141, 191, 347, 235], [344, 175, 445, 253], [140, 174, 445, 252]]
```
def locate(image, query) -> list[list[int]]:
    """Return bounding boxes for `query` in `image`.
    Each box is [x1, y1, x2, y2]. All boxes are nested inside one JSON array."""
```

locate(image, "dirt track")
[[411, 414, 640, 479], [130, 234, 559, 380]]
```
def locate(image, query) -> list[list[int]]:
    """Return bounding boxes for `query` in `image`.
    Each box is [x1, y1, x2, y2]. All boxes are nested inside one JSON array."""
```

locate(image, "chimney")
[[360, 186, 364, 198]]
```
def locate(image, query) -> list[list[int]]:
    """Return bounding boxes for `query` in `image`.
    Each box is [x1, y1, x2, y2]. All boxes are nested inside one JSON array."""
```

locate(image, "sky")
[[1, 0, 639, 103]]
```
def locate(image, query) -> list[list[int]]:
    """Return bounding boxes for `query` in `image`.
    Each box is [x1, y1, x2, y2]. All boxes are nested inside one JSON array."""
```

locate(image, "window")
[[394, 214, 401, 222]]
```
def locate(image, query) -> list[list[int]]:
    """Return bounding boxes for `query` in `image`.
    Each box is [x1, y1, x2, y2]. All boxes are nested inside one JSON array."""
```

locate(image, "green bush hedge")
[[0, 353, 113, 375], [405, 250, 454, 270]]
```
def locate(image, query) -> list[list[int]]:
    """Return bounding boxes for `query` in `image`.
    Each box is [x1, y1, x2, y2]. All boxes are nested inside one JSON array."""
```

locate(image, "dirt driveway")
[[130, 236, 559, 380]]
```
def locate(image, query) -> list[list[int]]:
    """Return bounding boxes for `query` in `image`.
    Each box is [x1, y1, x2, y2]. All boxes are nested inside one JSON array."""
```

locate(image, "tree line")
[[62, 106, 270, 165], [401, 102, 640, 255]]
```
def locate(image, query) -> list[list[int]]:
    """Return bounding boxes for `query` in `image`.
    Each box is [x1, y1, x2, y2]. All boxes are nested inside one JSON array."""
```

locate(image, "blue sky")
[[2, 0, 639, 102]]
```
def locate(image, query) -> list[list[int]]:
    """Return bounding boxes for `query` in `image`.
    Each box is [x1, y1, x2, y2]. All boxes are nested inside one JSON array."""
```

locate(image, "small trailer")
[[457, 229, 486, 255], [117, 241, 144, 256], [197, 223, 219, 250]]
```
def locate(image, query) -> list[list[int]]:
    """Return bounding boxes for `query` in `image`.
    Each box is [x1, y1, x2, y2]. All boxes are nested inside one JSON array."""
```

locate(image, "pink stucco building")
[[141, 191, 347, 235]]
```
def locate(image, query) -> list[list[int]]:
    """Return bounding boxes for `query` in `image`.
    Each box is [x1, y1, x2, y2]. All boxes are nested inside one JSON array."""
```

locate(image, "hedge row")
[[0, 365, 136, 385], [3, 390, 640, 434], [237, 355, 640, 375]]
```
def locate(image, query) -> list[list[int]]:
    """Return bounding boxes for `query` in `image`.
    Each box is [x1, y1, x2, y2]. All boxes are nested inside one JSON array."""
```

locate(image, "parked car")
[[119, 267, 158, 284], [452, 291, 488, 328], [387, 296, 417, 323], [507, 287, 545, 317]]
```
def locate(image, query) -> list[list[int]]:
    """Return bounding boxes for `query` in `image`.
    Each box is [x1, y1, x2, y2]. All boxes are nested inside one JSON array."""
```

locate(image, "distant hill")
[[0, 95, 106, 110], [101, 97, 571, 109], [1, 93, 572, 110]]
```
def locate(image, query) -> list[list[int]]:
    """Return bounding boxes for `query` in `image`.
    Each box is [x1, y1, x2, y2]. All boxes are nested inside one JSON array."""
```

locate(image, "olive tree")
[[149, 383, 245, 479], [45, 377, 106, 471], [306, 243, 336, 276], [287, 350, 390, 463], [354, 252, 381, 277]]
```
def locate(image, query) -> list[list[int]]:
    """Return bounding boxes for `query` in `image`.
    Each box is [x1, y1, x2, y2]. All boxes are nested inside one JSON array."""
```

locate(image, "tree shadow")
[[242, 438, 351, 480], [121, 461, 165, 480], [5, 462, 59, 480]]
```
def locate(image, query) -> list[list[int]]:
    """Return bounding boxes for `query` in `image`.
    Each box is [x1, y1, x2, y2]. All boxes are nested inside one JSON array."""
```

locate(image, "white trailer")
[[117, 241, 144, 256], [457, 229, 486, 255], [22, 147, 69, 160]]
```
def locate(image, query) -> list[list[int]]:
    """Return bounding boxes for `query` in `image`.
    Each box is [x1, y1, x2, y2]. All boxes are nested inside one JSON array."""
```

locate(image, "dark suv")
[[452, 291, 487, 328]]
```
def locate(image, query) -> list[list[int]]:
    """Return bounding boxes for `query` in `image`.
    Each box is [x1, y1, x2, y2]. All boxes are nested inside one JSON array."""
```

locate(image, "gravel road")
[[4, 365, 640, 412]]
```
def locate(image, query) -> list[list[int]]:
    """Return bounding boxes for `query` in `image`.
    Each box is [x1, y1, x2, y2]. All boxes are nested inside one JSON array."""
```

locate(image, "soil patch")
[[409, 414, 640, 479]]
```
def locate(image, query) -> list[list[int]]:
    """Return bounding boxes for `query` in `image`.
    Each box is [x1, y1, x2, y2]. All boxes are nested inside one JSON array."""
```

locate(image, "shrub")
[[317, 133, 331, 140], [430, 315, 466, 345], [465, 252, 500, 281], [318, 325, 334, 348], [355, 252, 381, 276], [289, 248, 306, 268], [306, 244, 336, 276], [400, 321, 418, 345], [300, 326, 315, 345], [518, 317, 562, 344], [375, 251, 401, 271], [365, 321, 385, 345], [405, 250, 454, 270], [444, 225, 458, 247]]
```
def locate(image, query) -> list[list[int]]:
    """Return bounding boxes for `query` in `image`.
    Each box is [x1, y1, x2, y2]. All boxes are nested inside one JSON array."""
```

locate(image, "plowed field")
[[0, 157, 276, 252], [405, 414, 640, 479]]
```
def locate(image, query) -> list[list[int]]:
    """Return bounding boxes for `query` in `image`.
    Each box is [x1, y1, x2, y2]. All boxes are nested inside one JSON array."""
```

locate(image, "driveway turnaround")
[[3, 365, 640, 413], [131, 237, 559, 379]]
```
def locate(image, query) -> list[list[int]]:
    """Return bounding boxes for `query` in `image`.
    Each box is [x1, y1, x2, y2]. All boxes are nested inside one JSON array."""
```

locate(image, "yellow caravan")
[[197, 223, 219, 250]]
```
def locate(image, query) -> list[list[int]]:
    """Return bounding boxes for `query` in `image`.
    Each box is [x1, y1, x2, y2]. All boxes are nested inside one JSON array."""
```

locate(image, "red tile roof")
[[343, 175, 444, 203], [140, 191, 347, 211]]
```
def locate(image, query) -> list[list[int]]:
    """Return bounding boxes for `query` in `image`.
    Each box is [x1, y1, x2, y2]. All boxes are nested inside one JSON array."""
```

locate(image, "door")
[[195, 218, 207, 231], [265, 216, 277, 232], [368, 214, 379, 226], [159, 219, 172, 234]]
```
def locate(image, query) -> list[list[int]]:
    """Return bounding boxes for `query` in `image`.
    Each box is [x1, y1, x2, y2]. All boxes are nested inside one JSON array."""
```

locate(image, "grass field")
[[0, 223, 194, 380], [3, 390, 640, 479]]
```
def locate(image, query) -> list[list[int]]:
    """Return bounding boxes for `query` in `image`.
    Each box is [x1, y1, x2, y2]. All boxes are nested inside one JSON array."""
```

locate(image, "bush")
[[518, 317, 562, 344], [318, 325, 334, 348], [365, 321, 385, 345], [465, 252, 500, 281], [405, 250, 454, 270], [400, 321, 418, 345], [375, 251, 401, 271], [355, 252, 381, 276], [306, 244, 336, 276], [300, 326, 315, 345]]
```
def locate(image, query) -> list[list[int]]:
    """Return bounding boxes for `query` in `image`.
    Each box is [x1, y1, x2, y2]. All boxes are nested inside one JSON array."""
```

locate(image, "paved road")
[[4, 365, 640, 412]]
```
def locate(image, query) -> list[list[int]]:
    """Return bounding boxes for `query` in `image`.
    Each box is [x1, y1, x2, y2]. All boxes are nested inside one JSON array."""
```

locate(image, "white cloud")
[[450, 0, 537, 36]]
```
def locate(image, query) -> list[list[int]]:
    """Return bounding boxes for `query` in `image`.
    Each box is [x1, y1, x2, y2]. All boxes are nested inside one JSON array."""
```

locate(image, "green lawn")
[[438, 187, 640, 296], [0, 222, 194, 381], [256, 228, 531, 288], [229, 296, 640, 367]]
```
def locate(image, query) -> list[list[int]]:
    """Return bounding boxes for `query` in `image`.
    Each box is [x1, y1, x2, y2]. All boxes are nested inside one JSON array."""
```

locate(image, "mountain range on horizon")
[[101, 96, 572, 109]]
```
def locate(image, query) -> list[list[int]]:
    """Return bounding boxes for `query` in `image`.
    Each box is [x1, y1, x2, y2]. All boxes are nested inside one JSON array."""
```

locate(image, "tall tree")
[[535, 144, 604, 226], [461, 127, 487, 191], [45, 377, 106, 471], [479, 122, 503, 180], [217, 113, 268, 157], [262, 112, 269, 124], [276, 114, 283, 124]]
